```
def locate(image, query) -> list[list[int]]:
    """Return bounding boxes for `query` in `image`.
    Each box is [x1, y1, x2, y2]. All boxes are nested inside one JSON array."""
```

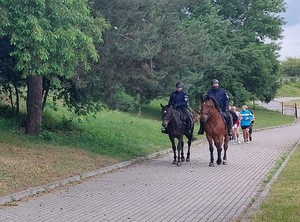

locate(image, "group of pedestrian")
[[230, 105, 255, 144], [162, 79, 255, 144]]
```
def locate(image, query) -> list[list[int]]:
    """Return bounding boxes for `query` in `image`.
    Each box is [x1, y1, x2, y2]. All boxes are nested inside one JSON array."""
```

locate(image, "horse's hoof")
[[216, 161, 222, 165], [181, 158, 185, 162], [223, 161, 227, 165], [186, 158, 190, 162], [173, 160, 177, 164], [177, 162, 182, 166], [209, 162, 214, 167]]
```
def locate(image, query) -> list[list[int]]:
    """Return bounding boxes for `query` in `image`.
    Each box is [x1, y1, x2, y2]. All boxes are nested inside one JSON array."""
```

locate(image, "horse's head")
[[200, 95, 217, 122], [160, 104, 174, 128]]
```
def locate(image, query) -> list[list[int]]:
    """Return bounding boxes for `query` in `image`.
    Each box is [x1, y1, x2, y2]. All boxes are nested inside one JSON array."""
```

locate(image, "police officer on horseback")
[[198, 79, 233, 136], [165, 81, 194, 134]]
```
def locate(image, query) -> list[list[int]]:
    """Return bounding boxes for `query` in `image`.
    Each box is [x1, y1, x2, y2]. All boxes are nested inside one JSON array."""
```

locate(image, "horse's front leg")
[[169, 135, 177, 164], [223, 136, 230, 165], [209, 142, 214, 167], [177, 136, 183, 166], [185, 135, 192, 162], [222, 148, 227, 165], [180, 140, 185, 162], [215, 142, 223, 165]]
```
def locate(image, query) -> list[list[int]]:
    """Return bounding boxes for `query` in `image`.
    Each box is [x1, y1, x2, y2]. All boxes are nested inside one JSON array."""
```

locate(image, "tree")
[[91, 0, 232, 109], [0, 36, 25, 115], [211, 0, 285, 104], [180, 1, 234, 105], [280, 57, 300, 77], [91, 0, 166, 109], [0, 0, 109, 135]]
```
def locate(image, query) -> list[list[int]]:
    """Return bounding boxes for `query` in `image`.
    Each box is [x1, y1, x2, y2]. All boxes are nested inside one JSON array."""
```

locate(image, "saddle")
[[222, 110, 237, 136], [177, 109, 193, 126]]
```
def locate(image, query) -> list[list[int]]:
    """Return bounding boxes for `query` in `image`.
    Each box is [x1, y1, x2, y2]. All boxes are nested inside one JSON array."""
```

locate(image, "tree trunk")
[[13, 84, 20, 115], [8, 83, 15, 113], [42, 77, 50, 111], [25, 75, 43, 135], [15, 85, 20, 115]]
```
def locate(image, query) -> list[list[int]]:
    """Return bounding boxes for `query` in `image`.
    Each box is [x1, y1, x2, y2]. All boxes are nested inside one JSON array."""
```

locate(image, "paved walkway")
[[256, 97, 300, 116], [1, 121, 300, 222]]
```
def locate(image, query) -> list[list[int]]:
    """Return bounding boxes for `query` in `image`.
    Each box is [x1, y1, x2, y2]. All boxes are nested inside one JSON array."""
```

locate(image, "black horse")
[[160, 104, 194, 166]]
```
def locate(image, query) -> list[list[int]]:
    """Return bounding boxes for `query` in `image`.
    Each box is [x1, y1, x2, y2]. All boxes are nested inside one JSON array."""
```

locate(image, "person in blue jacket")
[[198, 79, 233, 136], [240, 105, 254, 143], [163, 82, 194, 134]]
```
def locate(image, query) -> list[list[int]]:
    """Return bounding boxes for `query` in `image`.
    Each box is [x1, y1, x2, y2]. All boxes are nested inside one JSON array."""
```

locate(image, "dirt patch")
[[0, 143, 119, 197]]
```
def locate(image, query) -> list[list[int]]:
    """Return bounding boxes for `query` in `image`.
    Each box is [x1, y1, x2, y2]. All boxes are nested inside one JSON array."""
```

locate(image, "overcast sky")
[[278, 0, 300, 60]]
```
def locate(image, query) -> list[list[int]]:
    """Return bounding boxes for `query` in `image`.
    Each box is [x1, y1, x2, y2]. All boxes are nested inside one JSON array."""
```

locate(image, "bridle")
[[162, 107, 173, 126], [162, 107, 183, 128], [201, 100, 214, 119]]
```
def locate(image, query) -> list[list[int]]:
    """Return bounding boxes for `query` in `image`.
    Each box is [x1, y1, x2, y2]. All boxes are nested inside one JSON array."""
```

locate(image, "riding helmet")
[[176, 82, 184, 88], [211, 79, 219, 85]]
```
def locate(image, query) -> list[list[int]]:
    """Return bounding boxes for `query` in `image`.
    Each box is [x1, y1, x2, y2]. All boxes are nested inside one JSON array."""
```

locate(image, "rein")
[[201, 101, 213, 118], [164, 108, 184, 129], [163, 110, 173, 125], [201, 99, 227, 135]]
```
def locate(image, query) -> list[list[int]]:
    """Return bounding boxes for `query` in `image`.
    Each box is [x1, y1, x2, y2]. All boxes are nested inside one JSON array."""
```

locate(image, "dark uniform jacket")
[[207, 87, 229, 111], [168, 91, 189, 109], [167, 90, 193, 132]]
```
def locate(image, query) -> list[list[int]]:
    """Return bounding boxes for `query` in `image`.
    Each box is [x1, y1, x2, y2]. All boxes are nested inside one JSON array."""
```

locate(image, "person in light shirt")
[[231, 106, 241, 144]]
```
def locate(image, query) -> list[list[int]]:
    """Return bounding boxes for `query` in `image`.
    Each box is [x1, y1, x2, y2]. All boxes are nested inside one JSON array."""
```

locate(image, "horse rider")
[[198, 79, 233, 136], [162, 81, 194, 134]]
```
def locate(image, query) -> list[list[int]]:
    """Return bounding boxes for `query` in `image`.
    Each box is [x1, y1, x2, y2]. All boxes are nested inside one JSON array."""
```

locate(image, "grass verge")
[[249, 144, 300, 222], [276, 81, 300, 97]]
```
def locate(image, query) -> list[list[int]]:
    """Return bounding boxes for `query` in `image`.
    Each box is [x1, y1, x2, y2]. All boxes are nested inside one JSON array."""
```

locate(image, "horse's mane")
[[202, 95, 221, 112]]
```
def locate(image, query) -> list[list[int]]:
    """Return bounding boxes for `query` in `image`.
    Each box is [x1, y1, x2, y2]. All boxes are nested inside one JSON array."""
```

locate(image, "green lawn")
[[250, 144, 300, 222], [276, 81, 300, 97]]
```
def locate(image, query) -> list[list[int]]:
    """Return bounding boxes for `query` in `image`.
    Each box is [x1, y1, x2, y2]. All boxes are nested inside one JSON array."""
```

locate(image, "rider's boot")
[[188, 126, 197, 141], [198, 121, 205, 135], [187, 119, 197, 141], [187, 127, 192, 134], [186, 119, 192, 134], [228, 129, 233, 137], [226, 114, 233, 137]]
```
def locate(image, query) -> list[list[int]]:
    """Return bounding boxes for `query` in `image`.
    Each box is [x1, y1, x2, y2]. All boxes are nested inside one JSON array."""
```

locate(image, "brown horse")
[[160, 104, 194, 166], [199, 95, 230, 166]]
